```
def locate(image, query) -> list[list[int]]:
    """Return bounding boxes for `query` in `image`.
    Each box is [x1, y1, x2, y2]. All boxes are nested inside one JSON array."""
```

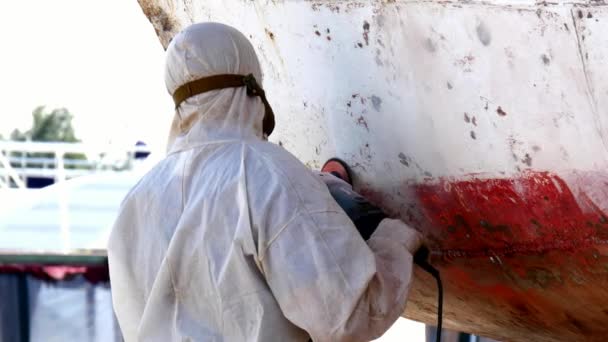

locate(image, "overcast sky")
[[0, 0, 173, 151]]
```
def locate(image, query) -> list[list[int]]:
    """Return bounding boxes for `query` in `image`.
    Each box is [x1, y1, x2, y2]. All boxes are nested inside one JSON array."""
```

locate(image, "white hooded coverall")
[[108, 22, 422, 342]]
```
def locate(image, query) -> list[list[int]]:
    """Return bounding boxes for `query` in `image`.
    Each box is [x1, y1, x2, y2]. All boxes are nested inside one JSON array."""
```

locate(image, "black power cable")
[[414, 246, 443, 342]]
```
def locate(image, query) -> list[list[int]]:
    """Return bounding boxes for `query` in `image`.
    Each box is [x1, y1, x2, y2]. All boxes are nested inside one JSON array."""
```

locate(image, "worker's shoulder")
[[242, 141, 343, 229], [121, 154, 182, 204], [243, 140, 328, 195], [244, 141, 309, 176]]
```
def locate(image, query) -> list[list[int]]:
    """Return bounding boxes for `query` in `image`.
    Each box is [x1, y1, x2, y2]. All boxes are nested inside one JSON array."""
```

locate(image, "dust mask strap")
[[172, 74, 275, 136]]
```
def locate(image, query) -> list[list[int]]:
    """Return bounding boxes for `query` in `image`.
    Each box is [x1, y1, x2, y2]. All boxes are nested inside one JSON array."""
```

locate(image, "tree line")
[[6, 106, 87, 169]]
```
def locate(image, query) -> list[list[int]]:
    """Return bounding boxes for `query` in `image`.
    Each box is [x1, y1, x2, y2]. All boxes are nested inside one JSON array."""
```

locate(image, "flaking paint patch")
[[398, 152, 411, 167], [424, 38, 437, 53], [497, 106, 507, 116], [371, 95, 382, 111], [476, 21, 492, 46], [541, 54, 551, 65], [363, 20, 370, 45]]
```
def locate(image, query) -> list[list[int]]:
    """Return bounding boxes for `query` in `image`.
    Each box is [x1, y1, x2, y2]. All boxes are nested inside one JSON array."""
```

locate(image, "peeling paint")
[[476, 21, 492, 46]]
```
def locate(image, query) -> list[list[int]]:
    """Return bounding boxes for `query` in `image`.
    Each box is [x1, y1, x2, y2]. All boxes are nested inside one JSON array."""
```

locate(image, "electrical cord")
[[413, 246, 443, 342]]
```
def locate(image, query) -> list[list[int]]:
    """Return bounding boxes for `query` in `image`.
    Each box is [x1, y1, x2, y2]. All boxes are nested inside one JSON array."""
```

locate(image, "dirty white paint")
[[138, 0, 608, 182]]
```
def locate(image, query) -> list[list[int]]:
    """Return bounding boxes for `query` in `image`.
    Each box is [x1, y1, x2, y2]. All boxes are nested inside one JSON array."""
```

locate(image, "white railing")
[[0, 141, 152, 188]]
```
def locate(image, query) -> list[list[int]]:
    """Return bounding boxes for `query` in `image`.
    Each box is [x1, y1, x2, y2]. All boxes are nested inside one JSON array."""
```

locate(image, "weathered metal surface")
[[138, 1, 608, 340]]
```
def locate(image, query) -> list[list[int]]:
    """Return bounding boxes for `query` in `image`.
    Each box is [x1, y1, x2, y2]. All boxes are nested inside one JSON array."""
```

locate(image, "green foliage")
[[10, 106, 87, 169], [11, 106, 79, 142]]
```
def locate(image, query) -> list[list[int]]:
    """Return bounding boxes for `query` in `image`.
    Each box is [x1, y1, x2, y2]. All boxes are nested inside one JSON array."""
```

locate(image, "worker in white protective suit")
[[108, 22, 423, 342]]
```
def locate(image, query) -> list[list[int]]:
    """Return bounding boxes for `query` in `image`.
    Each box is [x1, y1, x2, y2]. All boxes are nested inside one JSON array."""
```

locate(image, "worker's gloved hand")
[[316, 172, 387, 241], [374, 218, 424, 255]]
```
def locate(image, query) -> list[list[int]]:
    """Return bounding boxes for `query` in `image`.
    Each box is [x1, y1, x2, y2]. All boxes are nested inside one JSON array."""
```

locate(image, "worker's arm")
[[261, 213, 420, 342], [253, 151, 422, 341]]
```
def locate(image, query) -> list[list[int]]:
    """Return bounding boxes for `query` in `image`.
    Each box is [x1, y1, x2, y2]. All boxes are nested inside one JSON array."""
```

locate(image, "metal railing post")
[[0, 151, 25, 189], [55, 148, 66, 183], [0, 141, 152, 188]]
